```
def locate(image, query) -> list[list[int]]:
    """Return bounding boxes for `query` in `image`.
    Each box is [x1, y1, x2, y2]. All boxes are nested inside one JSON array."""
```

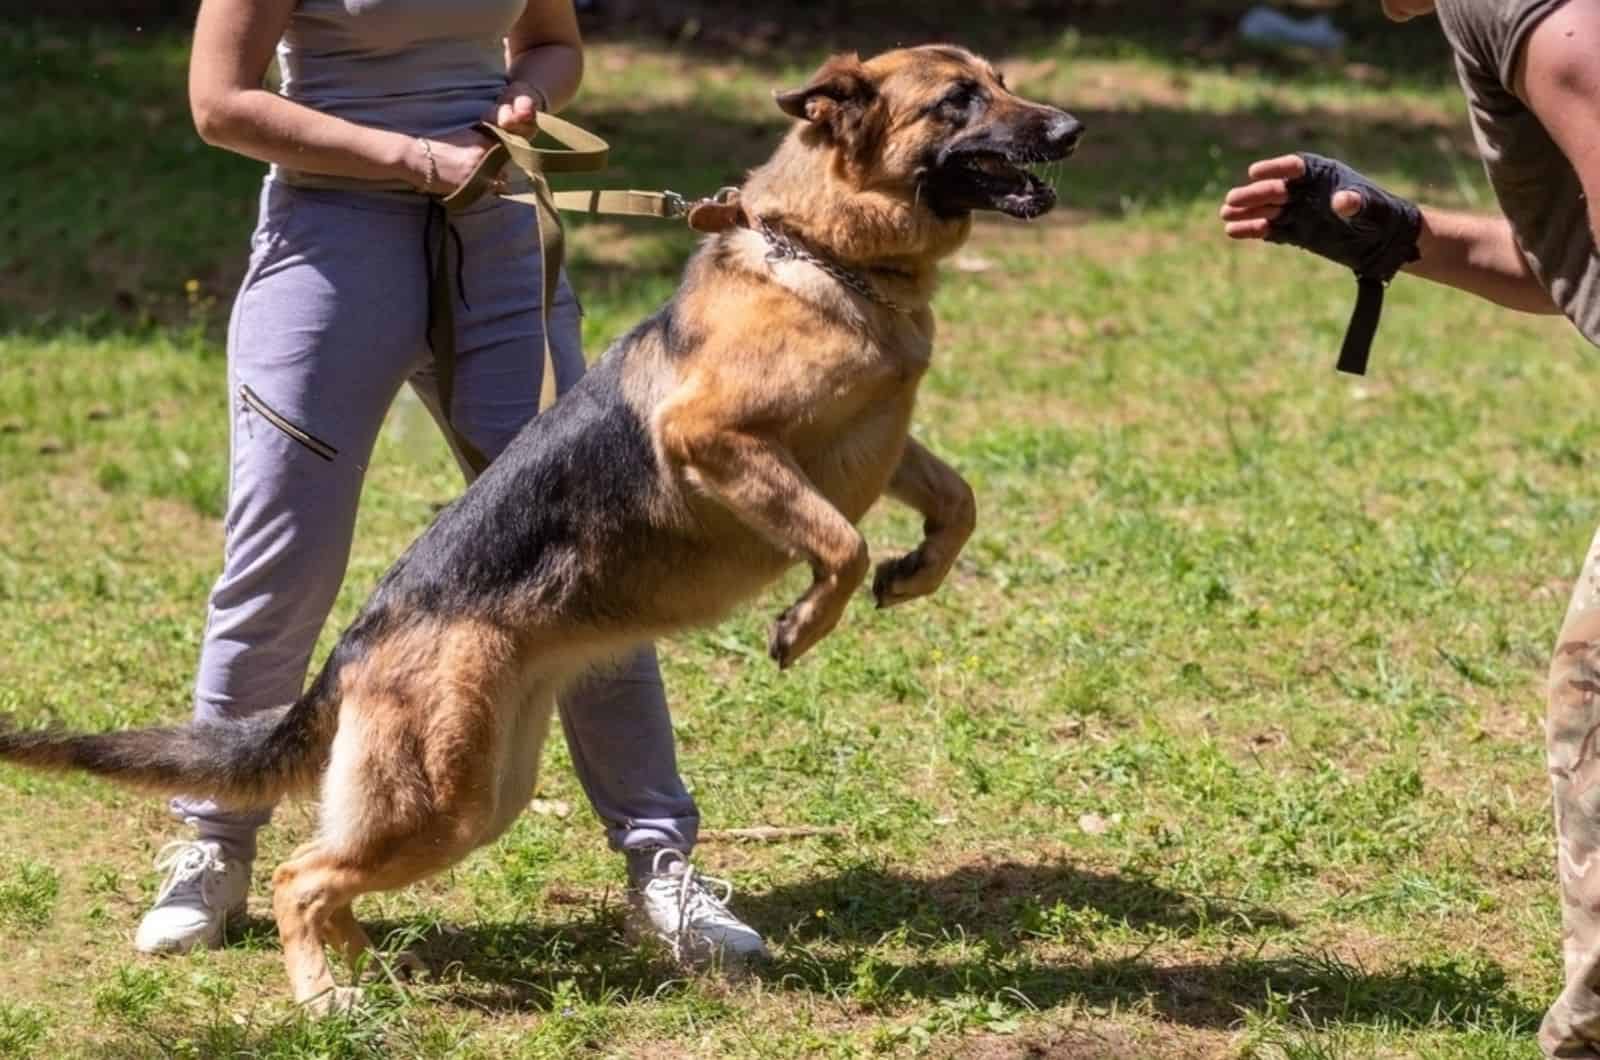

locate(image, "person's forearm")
[[1404, 207, 1559, 314], [189, 0, 436, 186], [507, 42, 583, 113], [192, 88, 427, 185]]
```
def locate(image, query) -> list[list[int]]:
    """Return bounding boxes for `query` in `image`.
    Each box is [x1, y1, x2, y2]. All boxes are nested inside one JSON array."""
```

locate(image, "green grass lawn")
[[0, 9, 1589, 1058]]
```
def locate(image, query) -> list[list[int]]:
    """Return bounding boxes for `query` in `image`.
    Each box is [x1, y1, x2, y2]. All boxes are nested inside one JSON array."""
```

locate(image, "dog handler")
[[1221, 0, 1600, 1052], [143, 0, 767, 968]]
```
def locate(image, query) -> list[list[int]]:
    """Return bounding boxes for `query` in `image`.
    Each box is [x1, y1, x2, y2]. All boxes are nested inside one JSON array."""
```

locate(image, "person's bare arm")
[[491, 0, 585, 135], [1519, 0, 1600, 243], [1405, 206, 1557, 313], [188, 0, 489, 190], [1220, 154, 1558, 314]]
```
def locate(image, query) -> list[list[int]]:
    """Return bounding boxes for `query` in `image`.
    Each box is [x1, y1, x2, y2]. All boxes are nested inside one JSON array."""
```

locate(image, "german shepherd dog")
[[0, 45, 1080, 1008]]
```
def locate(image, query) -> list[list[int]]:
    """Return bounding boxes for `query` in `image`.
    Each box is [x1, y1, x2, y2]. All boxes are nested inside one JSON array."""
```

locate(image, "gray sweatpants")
[[172, 180, 699, 862]]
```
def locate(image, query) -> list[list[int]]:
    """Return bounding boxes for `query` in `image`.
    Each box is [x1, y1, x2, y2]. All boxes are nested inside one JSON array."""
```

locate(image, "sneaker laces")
[[151, 839, 228, 908], [646, 849, 740, 964]]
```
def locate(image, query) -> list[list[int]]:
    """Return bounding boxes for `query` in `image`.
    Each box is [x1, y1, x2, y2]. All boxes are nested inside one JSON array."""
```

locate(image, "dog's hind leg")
[[273, 848, 452, 1012], [272, 845, 367, 1013], [324, 905, 374, 968], [275, 679, 504, 1010], [324, 905, 428, 982], [274, 812, 490, 1011]]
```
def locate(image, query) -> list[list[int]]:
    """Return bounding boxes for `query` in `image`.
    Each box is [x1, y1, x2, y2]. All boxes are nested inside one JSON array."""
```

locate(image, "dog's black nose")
[[1047, 113, 1085, 153]]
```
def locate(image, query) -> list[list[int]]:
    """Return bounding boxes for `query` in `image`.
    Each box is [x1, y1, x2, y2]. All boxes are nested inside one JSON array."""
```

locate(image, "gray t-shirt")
[[1435, 0, 1600, 345], [272, 0, 524, 189]]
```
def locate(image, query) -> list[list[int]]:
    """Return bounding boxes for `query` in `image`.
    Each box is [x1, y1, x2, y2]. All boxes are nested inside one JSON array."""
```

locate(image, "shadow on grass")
[[761, 947, 1541, 1035], [744, 859, 1536, 1031], [740, 857, 1296, 945], [217, 858, 1536, 1036]]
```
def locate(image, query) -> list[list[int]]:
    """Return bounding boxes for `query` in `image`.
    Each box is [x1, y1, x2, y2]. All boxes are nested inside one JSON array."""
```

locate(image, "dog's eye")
[[934, 81, 983, 119]]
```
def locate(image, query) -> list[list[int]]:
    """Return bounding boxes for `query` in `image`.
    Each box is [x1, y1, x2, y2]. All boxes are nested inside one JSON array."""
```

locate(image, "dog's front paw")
[[768, 604, 806, 670], [768, 599, 837, 670], [872, 548, 937, 608]]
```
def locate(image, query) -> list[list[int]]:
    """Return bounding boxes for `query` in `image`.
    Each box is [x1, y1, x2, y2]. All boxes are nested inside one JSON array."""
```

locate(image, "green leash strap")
[[422, 198, 485, 473], [550, 187, 689, 219], [424, 116, 727, 478], [427, 115, 611, 478]]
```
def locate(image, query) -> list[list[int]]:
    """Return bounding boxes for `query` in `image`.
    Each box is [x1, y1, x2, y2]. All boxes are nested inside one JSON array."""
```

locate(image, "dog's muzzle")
[[926, 110, 1084, 220]]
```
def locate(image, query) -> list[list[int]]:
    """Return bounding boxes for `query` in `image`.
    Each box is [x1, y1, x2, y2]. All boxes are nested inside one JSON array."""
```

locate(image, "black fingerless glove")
[[1265, 153, 1421, 375]]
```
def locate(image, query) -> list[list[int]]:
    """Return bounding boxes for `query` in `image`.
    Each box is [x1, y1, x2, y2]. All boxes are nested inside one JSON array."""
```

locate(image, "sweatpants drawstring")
[[422, 198, 471, 356], [422, 197, 489, 476]]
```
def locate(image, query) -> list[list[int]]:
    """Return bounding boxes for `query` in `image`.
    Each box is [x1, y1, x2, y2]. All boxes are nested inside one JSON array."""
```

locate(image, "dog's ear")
[[773, 53, 877, 139]]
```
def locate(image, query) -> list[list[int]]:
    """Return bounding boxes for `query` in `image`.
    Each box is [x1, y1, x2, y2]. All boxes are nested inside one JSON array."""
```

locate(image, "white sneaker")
[[133, 839, 249, 955], [625, 849, 769, 970]]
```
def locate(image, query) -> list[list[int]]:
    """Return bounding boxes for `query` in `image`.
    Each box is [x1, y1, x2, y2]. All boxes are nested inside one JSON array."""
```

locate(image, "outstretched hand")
[[1218, 151, 1425, 375], [1220, 154, 1363, 240]]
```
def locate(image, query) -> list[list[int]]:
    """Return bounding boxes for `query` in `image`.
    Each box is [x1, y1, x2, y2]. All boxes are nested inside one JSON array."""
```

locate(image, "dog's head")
[[774, 45, 1083, 223]]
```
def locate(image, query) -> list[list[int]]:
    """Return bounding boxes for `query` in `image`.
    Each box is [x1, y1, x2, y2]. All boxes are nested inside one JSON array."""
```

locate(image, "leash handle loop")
[[441, 114, 612, 213], [423, 113, 741, 479], [428, 114, 609, 465]]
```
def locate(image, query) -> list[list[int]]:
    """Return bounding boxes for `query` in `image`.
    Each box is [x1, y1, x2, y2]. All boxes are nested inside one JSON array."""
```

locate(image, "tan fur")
[[268, 44, 1070, 1010], [0, 45, 1076, 1011]]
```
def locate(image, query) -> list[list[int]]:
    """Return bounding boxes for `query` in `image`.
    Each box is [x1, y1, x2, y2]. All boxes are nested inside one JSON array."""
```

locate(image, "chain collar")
[[756, 219, 912, 315]]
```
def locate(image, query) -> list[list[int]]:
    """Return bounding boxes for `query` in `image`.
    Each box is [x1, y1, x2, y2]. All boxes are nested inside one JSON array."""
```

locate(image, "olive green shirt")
[[1435, 0, 1600, 345]]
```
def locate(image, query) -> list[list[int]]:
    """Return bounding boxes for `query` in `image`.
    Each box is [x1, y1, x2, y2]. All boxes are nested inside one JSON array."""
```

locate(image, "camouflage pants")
[[1542, 527, 1600, 1057]]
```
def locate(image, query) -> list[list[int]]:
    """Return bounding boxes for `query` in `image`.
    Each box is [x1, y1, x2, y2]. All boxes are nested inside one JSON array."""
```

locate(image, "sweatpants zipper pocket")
[[239, 385, 338, 462]]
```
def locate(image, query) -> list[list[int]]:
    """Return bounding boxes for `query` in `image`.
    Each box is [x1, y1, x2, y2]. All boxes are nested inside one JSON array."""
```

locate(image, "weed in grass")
[[0, 858, 58, 932], [0, 1001, 48, 1057]]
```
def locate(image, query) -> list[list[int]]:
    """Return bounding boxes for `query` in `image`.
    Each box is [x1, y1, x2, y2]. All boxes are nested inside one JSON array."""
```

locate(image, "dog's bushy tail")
[[0, 675, 339, 808]]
